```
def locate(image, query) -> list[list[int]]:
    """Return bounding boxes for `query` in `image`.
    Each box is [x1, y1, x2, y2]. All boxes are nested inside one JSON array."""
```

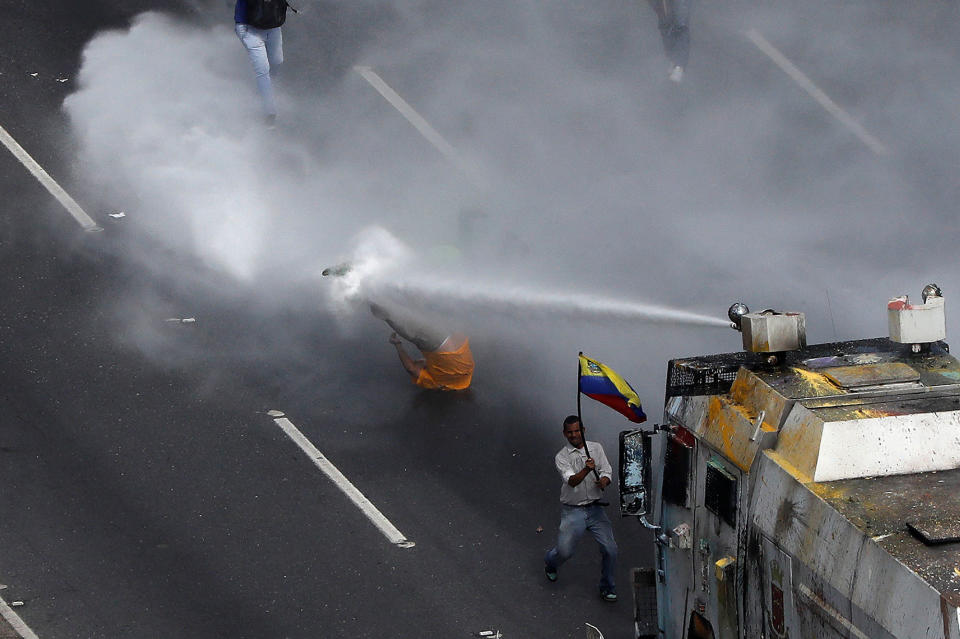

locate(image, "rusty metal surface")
[[820, 362, 920, 389], [662, 336, 960, 638], [671, 338, 960, 420], [810, 392, 960, 421], [810, 467, 960, 597]]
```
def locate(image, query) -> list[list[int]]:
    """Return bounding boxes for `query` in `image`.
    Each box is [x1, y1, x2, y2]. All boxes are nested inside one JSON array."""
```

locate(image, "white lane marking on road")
[[746, 29, 890, 157], [353, 65, 485, 188], [0, 123, 101, 231], [0, 596, 41, 639], [273, 417, 415, 548]]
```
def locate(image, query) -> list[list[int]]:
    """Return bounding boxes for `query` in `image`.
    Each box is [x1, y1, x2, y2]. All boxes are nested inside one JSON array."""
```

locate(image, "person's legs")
[[235, 24, 277, 117], [370, 302, 447, 352], [544, 505, 587, 574], [665, 0, 691, 69], [647, 0, 673, 57], [586, 505, 618, 593], [647, 0, 668, 24], [263, 27, 284, 76]]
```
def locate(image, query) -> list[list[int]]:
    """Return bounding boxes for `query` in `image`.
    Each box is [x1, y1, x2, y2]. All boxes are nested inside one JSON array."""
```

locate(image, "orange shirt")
[[415, 338, 475, 390]]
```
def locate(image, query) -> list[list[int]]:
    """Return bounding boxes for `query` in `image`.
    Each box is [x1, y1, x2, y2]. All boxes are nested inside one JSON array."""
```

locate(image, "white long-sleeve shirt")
[[555, 441, 613, 505]]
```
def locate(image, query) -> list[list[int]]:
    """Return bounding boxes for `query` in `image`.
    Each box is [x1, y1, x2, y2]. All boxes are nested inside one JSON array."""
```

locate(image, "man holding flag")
[[544, 415, 619, 602], [543, 355, 646, 602]]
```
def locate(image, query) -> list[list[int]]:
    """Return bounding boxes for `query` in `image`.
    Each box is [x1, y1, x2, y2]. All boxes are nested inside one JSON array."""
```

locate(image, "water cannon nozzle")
[[728, 302, 749, 331], [922, 283, 943, 304]]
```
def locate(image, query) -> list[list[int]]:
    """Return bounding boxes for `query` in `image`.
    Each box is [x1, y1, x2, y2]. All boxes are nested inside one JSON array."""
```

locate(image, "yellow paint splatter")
[[791, 367, 842, 395], [857, 408, 894, 419], [809, 481, 850, 502], [766, 451, 813, 483]]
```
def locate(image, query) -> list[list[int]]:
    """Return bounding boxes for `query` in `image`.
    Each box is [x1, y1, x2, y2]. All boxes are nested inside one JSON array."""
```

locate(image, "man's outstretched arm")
[[390, 333, 424, 379]]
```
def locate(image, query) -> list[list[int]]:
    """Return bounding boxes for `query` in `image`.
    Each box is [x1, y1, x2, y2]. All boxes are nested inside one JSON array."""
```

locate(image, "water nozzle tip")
[[728, 302, 749, 330]]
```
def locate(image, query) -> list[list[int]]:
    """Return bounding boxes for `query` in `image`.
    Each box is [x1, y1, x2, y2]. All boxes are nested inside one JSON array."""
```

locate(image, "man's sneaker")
[[321, 262, 352, 277], [544, 566, 557, 582], [600, 589, 617, 602], [669, 65, 684, 83]]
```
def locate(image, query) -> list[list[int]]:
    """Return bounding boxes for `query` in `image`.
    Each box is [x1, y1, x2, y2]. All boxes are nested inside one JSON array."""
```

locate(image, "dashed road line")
[[0, 123, 101, 231], [0, 596, 40, 639], [746, 28, 890, 157], [272, 416, 415, 548], [354, 65, 485, 188]]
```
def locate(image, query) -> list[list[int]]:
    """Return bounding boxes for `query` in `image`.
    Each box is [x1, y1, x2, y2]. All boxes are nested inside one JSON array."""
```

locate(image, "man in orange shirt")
[[372, 302, 474, 391]]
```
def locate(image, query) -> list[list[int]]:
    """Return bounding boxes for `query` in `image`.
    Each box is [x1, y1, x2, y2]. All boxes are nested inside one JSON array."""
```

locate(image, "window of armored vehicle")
[[662, 433, 692, 507], [704, 459, 737, 527]]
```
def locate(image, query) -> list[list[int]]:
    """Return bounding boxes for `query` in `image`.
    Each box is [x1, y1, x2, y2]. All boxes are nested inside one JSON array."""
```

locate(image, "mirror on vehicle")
[[619, 429, 652, 517]]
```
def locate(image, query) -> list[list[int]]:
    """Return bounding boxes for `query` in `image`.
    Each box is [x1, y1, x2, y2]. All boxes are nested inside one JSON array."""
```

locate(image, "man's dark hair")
[[563, 415, 581, 428]]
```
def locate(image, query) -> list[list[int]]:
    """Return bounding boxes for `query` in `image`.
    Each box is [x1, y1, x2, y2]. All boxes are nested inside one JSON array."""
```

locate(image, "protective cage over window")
[[705, 459, 738, 526]]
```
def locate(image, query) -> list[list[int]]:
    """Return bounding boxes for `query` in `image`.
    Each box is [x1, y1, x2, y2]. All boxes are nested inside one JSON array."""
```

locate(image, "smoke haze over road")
[[62, 1, 960, 424]]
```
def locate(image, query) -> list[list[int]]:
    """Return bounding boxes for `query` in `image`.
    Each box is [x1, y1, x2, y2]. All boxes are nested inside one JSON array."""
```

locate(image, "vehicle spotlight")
[[728, 302, 750, 331], [922, 283, 942, 304]]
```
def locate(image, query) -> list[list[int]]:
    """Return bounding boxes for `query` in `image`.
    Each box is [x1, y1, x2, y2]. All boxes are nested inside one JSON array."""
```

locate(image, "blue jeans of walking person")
[[235, 23, 283, 117], [544, 503, 618, 593]]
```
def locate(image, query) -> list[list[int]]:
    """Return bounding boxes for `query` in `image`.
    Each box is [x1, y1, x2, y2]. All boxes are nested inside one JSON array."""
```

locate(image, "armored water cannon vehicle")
[[619, 285, 960, 639]]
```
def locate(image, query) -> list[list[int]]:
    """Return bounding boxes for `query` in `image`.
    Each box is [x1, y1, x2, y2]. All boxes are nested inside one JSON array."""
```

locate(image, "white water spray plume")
[[59, 3, 960, 422], [369, 277, 730, 328], [325, 226, 727, 327]]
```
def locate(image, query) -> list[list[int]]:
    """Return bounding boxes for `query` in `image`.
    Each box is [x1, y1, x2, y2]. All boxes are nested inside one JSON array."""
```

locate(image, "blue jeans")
[[235, 23, 284, 116], [545, 503, 618, 592]]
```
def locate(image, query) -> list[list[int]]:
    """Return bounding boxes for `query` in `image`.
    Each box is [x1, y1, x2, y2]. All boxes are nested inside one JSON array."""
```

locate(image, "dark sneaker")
[[321, 262, 352, 277], [600, 589, 617, 602], [544, 566, 557, 582]]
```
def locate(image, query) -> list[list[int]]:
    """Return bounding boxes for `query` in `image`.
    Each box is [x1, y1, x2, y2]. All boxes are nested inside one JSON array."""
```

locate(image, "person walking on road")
[[544, 415, 619, 602], [647, 0, 692, 82], [233, 0, 291, 125]]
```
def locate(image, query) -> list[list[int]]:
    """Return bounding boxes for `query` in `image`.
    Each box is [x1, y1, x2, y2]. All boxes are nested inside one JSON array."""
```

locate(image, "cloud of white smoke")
[[62, 2, 960, 428]]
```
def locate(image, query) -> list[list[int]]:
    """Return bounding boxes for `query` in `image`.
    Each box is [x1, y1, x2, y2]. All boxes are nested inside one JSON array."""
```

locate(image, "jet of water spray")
[[324, 226, 728, 328], [369, 276, 729, 327]]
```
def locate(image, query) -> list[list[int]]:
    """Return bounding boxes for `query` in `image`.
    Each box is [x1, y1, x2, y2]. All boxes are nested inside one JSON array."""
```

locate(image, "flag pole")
[[578, 352, 602, 484]]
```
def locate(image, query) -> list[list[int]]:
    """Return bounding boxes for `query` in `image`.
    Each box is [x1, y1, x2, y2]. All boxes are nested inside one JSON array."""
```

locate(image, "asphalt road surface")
[[2, 1, 960, 638]]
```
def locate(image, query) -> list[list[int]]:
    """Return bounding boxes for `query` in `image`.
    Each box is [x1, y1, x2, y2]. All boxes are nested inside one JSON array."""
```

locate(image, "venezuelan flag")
[[579, 353, 647, 423]]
